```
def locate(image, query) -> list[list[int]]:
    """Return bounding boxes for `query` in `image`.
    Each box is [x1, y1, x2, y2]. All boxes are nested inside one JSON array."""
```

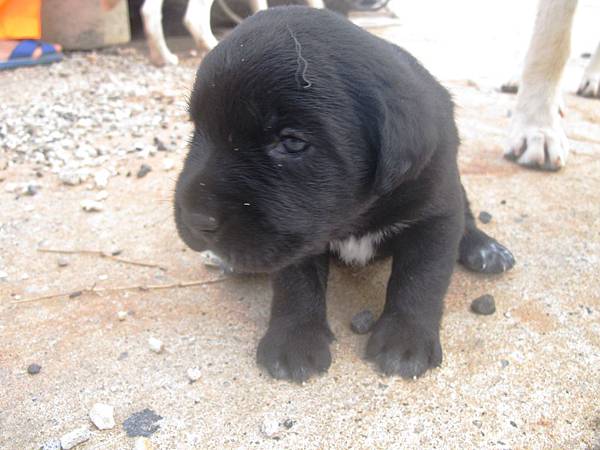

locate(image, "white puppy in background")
[[505, 0, 599, 170]]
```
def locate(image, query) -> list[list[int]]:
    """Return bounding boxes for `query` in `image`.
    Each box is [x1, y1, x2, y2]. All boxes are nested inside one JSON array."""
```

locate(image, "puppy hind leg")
[[184, 0, 219, 52], [141, 0, 179, 66], [256, 253, 334, 383], [458, 186, 515, 274], [577, 42, 600, 98]]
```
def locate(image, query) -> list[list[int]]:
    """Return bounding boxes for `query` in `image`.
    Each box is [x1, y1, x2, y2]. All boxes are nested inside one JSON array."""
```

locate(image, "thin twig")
[[12, 277, 227, 305], [38, 247, 167, 271]]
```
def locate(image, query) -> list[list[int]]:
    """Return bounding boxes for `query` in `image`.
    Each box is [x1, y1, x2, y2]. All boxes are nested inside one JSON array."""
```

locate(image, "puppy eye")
[[281, 135, 309, 153]]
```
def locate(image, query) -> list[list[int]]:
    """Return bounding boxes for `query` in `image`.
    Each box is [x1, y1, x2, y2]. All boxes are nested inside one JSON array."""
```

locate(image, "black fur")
[[175, 6, 515, 382]]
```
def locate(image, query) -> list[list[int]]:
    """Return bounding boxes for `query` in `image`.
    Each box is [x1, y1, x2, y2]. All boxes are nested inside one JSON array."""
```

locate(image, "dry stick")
[[13, 277, 228, 305], [37, 247, 167, 271]]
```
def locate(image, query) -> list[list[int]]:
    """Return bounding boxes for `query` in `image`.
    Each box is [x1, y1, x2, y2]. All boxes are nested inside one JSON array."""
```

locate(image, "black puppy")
[[175, 6, 514, 382]]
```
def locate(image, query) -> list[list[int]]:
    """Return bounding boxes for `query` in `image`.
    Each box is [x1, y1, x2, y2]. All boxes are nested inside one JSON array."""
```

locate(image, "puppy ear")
[[371, 94, 444, 195]]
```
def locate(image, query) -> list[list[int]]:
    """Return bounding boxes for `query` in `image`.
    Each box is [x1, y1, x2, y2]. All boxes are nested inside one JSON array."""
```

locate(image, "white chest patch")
[[330, 223, 408, 266]]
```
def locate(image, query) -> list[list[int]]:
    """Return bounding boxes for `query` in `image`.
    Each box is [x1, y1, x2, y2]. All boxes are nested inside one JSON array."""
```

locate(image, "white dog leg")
[[305, 0, 325, 8], [248, 0, 268, 12], [505, 0, 577, 170], [577, 42, 600, 98], [141, 0, 179, 66], [184, 0, 219, 51]]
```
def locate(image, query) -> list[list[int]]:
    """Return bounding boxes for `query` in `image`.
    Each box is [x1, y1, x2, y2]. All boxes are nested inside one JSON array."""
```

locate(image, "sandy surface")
[[1, 1, 599, 449]]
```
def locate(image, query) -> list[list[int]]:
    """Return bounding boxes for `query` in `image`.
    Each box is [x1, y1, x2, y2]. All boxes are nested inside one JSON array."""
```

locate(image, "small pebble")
[[59, 170, 83, 186], [137, 164, 152, 178], [154, 137, 168, 151], [123, 408, 163, 437], [350, 309, 375, 334], [0, 270, 7, 281], [40, 438, 61, 450], [60, 427, 91, 449], [93, 169, 110, 189], [57, 257, 69, 267], [134, 436, 154, 450], [95, 190, 109, 201], [81, 199, 104, 212], [472, 420, 483, 428], [500, 359, 509, 368], [470, 294, 496, 315], [117, 311, 128, 321], [260, 417, 281, 438], [199, 250, 224, 268], [89, 403, 115, 430], [282, 419, 295, 429], [478, 211, 492, 224], [27, 363, 42, 375], [162, 158, 175, 171], [187, 367, 202, 382], [148, 337, 163, 353]]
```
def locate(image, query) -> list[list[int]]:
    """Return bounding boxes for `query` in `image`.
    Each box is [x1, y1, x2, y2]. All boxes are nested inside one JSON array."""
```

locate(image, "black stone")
[[123, 408, 163, 437], [282, 419, 295, 429], [137, 164, 152, 178], [478, 211, 492, 224], [350, 309, 375, 334], [27, 363, 41, 375], [470, 294, 496, 315]]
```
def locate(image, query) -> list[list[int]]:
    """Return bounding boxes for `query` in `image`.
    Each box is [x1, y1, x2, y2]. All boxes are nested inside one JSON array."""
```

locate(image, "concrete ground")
[[1, 1, 599, 448]]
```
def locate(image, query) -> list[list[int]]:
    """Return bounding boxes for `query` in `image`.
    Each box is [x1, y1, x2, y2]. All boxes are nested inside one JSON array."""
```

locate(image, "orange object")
[[0, 0, 41, 40]]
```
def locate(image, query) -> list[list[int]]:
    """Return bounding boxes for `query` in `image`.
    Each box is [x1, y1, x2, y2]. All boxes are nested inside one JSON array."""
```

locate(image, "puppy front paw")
[[257, 320, 334, 383], [366, 314, 442, 379]]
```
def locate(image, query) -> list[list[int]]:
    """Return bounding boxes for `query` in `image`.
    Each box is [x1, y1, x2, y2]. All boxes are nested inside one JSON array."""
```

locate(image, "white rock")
[[186, 367, 201, 382], [117, 311, 127, 321], [199, 250, 224, 268], [59, 170, 82, 186], [94, 169, 110, 189], [162, 158, 175, 171], [60, 427, 91, 449], [148, 337, 163, 353], [134, 436, 153, 450], [40, 438, 61, 450], [95, 190, 108, 201], [89, 403, 115, 430], [0, 270, 7, 281], [81, 199, 104, 212], [261, 416, 281, 438]]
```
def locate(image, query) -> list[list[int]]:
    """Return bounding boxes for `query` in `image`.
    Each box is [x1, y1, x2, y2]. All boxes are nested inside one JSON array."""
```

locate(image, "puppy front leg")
[[367, 215, 462, 379], [257, 253, 334, 383]]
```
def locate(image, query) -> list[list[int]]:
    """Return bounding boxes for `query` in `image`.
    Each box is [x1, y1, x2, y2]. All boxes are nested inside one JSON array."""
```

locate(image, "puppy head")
[[175, 7, 446, 272]]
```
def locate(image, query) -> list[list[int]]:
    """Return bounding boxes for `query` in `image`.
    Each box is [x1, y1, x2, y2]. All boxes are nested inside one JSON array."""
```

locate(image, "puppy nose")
[[181, 210, 220, 232]]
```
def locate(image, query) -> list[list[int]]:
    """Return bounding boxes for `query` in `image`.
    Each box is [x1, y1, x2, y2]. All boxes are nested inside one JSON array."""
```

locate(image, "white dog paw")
[[149, 50, 179, 67], [505, 115, 569, 171], [577, 73, 600, 98]]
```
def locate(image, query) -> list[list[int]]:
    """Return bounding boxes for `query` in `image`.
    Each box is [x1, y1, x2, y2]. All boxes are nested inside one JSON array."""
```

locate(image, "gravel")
[[57, 257, 70, 267], [89, 403, 116, 430], [260, 416, 281, 438], [27, 363, 42, 375], [59, 427, 91, 449], [478, 211, 493, 223], [80, 199, 104, 212], [0, 49, 193, 191], [123, 408, 163, 437], [148, 337, 163, 353], [40, 438, 61, 450], [117, 311, 128, 321], [137, 164, 152, 178], [187, 367, 201, 382], [350, 309, 375, 334], [470, 294, 496, 315]]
